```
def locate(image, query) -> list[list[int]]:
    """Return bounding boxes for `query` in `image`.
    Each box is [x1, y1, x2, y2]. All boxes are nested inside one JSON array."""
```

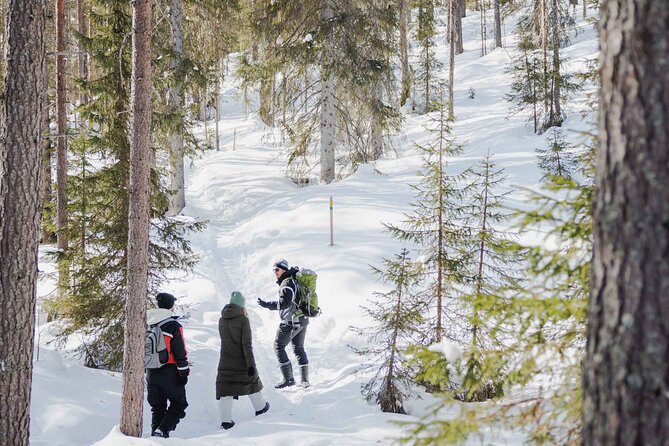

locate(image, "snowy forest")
[[0, 0, 667, 445]]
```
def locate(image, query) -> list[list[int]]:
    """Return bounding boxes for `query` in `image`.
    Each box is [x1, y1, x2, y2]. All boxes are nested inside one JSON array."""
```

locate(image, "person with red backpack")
[[146, 292, 190, 438], [257, 259, 310, 388]]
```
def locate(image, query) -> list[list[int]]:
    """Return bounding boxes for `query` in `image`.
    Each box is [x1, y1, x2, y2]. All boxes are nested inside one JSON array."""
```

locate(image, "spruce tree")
[[414, 0, 442, 113], [536, 127, 578, 180], [509, 0, 579, 134], [239, 0, 400, 183], [385, 100, 467, 343], [352, 248, 425, 414]]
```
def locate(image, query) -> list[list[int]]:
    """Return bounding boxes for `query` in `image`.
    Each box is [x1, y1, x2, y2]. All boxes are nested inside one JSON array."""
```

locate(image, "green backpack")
[[295, 268, 321, 317]]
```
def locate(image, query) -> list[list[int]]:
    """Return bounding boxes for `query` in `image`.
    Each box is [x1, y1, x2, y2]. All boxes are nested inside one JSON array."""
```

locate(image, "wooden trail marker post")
[[329, 196, 334, 246]]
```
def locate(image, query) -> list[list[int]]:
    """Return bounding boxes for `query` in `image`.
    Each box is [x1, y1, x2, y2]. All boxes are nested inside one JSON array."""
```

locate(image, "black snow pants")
[[146, 365, 188, 433], [274, 318, 309, 365]]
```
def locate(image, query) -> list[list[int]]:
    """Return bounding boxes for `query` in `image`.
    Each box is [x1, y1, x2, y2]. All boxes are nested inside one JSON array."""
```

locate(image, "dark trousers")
[[146, 365, 188, 433], [274, 320, 309, 365]]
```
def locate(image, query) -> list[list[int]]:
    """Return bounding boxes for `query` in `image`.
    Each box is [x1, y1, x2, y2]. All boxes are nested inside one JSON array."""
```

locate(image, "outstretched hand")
[[257, 298, 272, 309]]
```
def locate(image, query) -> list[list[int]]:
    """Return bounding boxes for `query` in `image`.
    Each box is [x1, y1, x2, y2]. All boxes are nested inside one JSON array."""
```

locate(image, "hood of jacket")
[[147, 308, 175, 325], [222, 303, 244, 320]]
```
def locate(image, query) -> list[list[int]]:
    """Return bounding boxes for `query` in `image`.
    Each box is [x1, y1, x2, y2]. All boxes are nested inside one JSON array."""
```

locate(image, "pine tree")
[[0, 0, 47, 442], [385, 100, 467, 343], [48, 0, 204, 370], [120, 0, 152, 436], [352, 248, 425, 414]]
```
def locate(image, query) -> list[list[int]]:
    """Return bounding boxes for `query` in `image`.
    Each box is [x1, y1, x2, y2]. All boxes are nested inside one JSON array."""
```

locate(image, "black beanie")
[[156, 292, 176, 309]]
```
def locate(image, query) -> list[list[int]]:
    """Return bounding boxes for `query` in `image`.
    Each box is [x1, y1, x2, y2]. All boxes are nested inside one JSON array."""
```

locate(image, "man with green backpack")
[[257, 259, 320, 388]]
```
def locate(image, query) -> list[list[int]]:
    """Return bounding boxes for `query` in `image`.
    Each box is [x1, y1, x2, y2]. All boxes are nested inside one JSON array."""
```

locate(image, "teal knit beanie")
[[230, 291, 245, 307]]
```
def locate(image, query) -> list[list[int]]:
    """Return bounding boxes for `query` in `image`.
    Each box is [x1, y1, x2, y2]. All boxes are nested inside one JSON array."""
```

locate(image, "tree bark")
[[120, 0, 152, 437], [454, 0, 464, 54], [399, 0, 410, 106], [167, 0, 185, 216], [41, 60, 55, 244], [583, 0, 669, 444], [320, 3, 336, 184], [448, 0, 456, 119], [55, 0, 69, 292], [493, 0, 502, 48], [77, 0, 89, 105], [0, 0, 47, 444]]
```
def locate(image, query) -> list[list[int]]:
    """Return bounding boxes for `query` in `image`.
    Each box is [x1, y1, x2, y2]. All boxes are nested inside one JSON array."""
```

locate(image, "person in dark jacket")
[[146, 292, 190, 438], [257, 259, 310, 388], [216, 291, 270, 430]]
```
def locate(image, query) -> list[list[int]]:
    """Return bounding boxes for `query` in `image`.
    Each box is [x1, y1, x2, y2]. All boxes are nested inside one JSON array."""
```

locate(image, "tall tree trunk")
[[0, 0, 47, 443], [493, 0, 502, 48], [77, 0, 89, 105], [550, 0, 561, 126], [448, 0, 456, 119], [320, 4, 336, 184], [167, 0, 185, 215], [399, 0, 410, 106], [583, 0, 669, 444], [455, 0, 463, 54], [56, 0, 69, 294], [41, 61, 55, 244], [120, 0, 152, 437]]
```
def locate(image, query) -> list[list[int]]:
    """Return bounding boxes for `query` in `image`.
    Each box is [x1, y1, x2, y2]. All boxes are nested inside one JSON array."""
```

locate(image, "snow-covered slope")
[[30, 6, 599, 445]]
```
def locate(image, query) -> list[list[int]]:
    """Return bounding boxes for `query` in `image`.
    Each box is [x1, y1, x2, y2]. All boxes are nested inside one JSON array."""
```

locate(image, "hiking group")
[[144, 258, 320, 438]]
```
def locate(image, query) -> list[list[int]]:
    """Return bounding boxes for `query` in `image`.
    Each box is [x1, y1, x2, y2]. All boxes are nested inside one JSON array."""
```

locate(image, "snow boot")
[[255, 401, 270, 416], [151, 428, 169, 438], [220, 421, 235, 430], [275, 362, 295, 389], [299, 364, 310, 388]]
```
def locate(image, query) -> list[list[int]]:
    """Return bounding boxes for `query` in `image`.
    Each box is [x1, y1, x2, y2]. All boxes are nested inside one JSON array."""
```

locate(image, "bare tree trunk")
[[120, 0, 152, 437], [399, 0, 411, 106], [41, 60, 55, 244], [550, 0, 561, 125], [583, 0, 669, 444], [0, 0, 47, 443], [56, 0, 69, 294], [320, 3, 336, 184], [454, 0, 463, 54], [215, 59, 222, 151], [493, 0, 502, 48], [167, 0, 185, 215], [77, 0, 89, 105], [448, 0, 456, 119]]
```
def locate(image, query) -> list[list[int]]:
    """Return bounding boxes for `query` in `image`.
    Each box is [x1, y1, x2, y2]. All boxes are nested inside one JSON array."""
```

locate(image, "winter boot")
[[275, 362, 296, 389], [220, 421, 235, 430], [151, 428, 169, 438], [255, 401, 270, 416], [299, 364, 310, 388]]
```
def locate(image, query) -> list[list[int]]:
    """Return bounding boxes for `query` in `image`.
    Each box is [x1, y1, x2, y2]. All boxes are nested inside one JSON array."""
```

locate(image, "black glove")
[[178, 367, 190, 377], [257, 298, 272, 309], [178, 375, 188, 386], [248, 366, 255, 377]]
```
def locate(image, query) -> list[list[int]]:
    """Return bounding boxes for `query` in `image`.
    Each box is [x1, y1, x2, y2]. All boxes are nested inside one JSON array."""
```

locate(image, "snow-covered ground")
[[30, 5, 599, 445]]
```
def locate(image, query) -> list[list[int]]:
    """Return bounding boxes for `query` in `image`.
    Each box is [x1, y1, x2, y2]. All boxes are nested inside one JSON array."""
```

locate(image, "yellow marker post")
[[329, 196, 334, 246]]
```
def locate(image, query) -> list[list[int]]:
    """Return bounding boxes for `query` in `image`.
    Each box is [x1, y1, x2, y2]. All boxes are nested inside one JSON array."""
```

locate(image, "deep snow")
[[30, 4, 598, 445]]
